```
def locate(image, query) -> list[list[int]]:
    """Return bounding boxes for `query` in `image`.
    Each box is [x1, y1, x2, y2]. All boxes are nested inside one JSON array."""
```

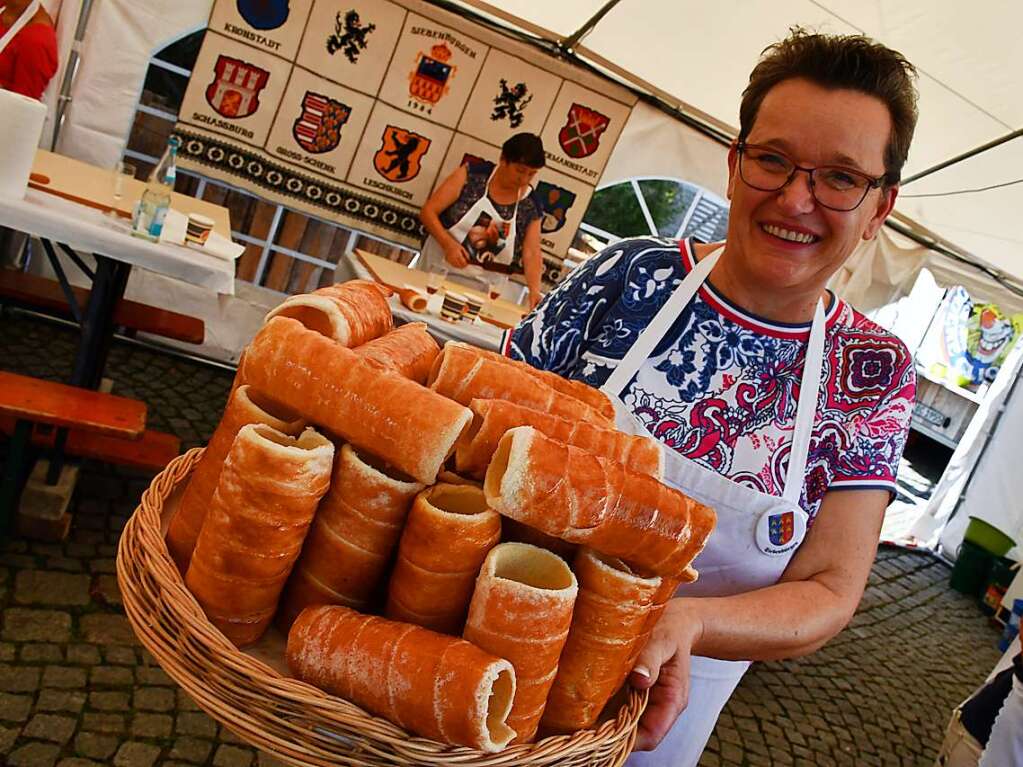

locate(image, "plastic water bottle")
[[132, 136, 178, 241], [151, 135, 179, 190], [131, 187, 172, 241]]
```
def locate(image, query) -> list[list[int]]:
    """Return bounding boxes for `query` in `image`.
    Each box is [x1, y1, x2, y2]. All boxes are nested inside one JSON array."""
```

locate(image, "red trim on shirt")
[[678, 239, 842, 340]]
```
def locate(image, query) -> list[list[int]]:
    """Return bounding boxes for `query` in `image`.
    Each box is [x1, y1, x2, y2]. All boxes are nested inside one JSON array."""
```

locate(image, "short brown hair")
[[739, 27, 918, 186], [501, 133, 546, 169]]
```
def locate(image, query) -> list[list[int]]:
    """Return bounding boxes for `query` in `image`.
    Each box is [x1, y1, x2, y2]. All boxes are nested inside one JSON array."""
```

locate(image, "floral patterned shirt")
[[503, 237, 916, 523]]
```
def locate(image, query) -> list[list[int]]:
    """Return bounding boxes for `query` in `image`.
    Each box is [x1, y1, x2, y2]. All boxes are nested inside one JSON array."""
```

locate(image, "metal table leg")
[[46, 252, 132, 483]]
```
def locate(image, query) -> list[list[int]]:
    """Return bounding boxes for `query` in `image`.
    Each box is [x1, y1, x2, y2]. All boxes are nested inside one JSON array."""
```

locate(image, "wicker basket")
[[117, 448, 647, 766]]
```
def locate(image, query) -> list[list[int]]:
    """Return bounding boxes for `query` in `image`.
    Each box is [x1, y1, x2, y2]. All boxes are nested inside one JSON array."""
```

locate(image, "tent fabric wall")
[[600, 101, 729, 198], [911, 337, 1023, 560], [55, 0, 213, 168], [827, 228, 929, 314]]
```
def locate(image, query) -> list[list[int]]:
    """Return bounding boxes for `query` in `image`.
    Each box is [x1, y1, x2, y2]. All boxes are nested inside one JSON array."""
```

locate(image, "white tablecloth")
[[0, 189, 235, 295]]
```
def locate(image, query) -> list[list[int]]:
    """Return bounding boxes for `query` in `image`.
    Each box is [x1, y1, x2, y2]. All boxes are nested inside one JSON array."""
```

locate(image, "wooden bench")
[[0, 371, 147, 437], [0, 417, 180, 473], [0, 371, 149, 530], [0, 268, 205, 344]]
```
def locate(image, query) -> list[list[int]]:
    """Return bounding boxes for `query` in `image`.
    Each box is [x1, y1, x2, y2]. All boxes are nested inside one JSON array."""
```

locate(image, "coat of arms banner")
[[174, 0, 637, 273]]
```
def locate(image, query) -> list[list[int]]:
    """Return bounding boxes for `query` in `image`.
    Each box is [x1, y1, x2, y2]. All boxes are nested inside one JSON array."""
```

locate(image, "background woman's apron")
[[420, 166, 522, 297], [600, 247, 827, 767]]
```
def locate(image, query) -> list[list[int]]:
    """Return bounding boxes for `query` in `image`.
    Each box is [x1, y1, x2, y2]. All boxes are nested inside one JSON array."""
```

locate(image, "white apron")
[[421, 166, 524, 296], [601, 247, 827, 767]]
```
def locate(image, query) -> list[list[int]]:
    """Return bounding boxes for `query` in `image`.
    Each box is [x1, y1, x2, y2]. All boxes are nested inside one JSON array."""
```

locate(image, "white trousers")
[[979, 675, 1023, 767]]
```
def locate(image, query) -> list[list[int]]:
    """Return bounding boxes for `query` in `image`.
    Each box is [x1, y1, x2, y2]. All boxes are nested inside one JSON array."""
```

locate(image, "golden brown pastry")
[[278, 444, 424, 629], [464, 343, 616, 422], [241, 317, 472, 484], [437, 469, 482, 488], [456, 398, 662, 480], [398, 287, 428, 312], [166, 385, 304, 574], [429, 342, 611, 427], [264, 279, 393, 347], [463, 542, 578, 743], [287, 605, 516, 752], [353, 322, 440, 384], [542, 548, 661, 733], [484, 426, 716, 578], [184, 424, 333, 646], [624, 574, 683, 673], [386, 484, 501, 635]]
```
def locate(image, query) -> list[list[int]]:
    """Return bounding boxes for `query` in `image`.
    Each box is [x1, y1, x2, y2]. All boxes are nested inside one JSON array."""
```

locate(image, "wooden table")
[[30, 150, 232, 237], [1, 153, 235, 388], [354, 249, 527, 330]]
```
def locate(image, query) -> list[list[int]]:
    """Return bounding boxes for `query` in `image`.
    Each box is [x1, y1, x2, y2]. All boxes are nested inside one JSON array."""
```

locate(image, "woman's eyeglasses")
[[737, 142, 886, 212]]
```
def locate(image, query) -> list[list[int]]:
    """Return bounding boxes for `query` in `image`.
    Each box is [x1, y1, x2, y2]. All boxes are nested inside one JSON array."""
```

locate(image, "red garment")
[[0, 20, 58, 99]]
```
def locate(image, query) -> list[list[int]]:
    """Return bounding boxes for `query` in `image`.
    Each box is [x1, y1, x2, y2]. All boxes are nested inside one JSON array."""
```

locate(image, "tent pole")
[[561, 0, 623, 51], [901, 128, 1023, 186], [50, 0, 96, 151]]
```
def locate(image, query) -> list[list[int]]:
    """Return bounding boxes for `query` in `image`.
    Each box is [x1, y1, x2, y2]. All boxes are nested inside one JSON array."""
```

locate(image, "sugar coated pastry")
[[353, 322, 440, 384], [463, 542, 578, 743], [542, 548, 661, 732], [278, 445, 424, 628], [185, 424, 333, 646], [166, 385, 303, 574], [428, 342, 610, 427], [287, 605, 516, 752], [241, 316, 472, 484], [457, 398, 661, 480], [386, 483, 501, 635], [264, 279, 392, 347], [484, 426, 716, 578]]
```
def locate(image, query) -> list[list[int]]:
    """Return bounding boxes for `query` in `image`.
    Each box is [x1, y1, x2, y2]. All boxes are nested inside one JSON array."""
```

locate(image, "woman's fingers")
[[632, 651, 691, 751], [629, 602, 698, 752]]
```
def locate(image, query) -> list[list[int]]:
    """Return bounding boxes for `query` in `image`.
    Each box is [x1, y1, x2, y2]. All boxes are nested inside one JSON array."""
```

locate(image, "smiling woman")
[[504, 27, 920, 767]]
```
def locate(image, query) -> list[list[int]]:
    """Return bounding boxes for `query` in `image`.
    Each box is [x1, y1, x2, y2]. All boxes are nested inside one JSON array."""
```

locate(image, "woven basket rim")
[[116, 448, 647, 766]]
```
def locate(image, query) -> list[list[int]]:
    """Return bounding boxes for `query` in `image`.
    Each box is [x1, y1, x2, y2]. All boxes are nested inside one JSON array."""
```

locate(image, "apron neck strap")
[[602, 244, 722, 394], [782, 298, 827, 504], [486, 164, 526, 211]]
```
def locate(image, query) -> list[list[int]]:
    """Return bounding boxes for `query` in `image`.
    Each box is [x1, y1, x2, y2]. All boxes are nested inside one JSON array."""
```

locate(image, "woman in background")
[[420, 132, 545, 309]]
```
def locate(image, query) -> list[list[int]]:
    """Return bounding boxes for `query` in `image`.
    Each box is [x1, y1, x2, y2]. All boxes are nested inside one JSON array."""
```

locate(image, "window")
[[577, 177, 729, 252], [125, 31, 414, 296]]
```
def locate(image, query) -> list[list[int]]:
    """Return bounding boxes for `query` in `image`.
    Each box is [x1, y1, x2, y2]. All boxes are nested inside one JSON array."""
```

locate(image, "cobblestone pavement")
[[0, 313, 1006, 766]]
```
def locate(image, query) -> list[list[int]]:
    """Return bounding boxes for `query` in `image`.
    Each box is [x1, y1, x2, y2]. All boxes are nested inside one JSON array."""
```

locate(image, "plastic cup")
[[185, 213, 215, 246]]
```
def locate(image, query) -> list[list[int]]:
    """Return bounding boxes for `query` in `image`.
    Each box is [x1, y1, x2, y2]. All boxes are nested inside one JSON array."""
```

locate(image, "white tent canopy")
[[449, 0, 1023, 295], [44, 0, 1022, 347]]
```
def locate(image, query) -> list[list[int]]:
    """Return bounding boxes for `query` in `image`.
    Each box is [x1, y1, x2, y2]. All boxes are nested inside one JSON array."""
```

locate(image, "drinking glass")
[[111, 161, 136, 211], [425, 265, 448, 294], [484, 273, 507, 314]]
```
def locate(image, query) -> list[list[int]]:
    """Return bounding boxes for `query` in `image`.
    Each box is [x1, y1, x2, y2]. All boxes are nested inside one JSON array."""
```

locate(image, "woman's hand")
[[629, 599, 704, 751], [528, 289, 542, 310], [443, 240, 470, 269]]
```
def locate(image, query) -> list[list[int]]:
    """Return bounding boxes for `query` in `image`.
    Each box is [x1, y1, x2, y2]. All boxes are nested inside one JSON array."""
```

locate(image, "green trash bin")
[[950, 539, 997, 597]]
